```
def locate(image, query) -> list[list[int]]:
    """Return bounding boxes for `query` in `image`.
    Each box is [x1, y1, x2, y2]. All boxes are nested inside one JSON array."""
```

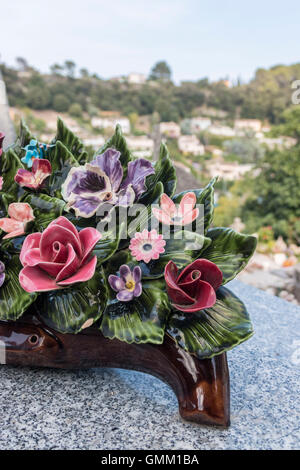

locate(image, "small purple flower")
[[0, 261, 5, 288], [108, 264, 142, 302], [61, 148, 155, 218]]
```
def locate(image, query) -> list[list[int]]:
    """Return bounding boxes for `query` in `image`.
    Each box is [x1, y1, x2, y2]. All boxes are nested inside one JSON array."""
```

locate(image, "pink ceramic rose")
[[19, 216, 101, 293]]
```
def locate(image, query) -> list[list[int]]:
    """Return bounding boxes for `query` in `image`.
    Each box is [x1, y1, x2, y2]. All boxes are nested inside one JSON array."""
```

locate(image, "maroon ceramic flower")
[[19, 216, 101, 293], [164, 259, 223, 312]]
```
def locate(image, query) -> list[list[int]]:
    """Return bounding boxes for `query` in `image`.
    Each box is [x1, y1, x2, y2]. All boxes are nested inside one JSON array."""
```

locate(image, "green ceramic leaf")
[[97, 124, 132, 168], [172, 177, 217, 234], [201, 227, 257, 283], [48, 140, 79, 198], [138, 230, 212, 279], [11, 120, 36, 158], [0, 255, 37, 321], [94, 223, 125, 265], [36, 271, 107, 334], [0, 191, 15, 218], [139, 142, 177, 203], [100, 279, 170, 344], [23, 193, 66, 231], [55, 117, 88, 165], [0, 148, 25, 198], [167, 286, 254, 359]]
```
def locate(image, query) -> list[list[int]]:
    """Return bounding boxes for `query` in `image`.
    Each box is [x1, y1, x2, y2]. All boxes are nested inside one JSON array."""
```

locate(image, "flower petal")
[[2, 228, 25, 239], [120, 159, 155, 199], [164, 261, 194, 305], [20, 233, 42, 266], [132, 266, 142, 283], [119, 264, 132, 282], [117, 289, 134, 302], [179, 192, 196, 215], [68, 195, 101, 218], [172, 280, 217, 312], [91, 148, 123, 192], [8, 203, 35, 222], [57, 255, 97, 286], [160, 193, 176, 216], [79, 227, 102, 264], [180, 208, 199, 225], [152, 208, 173, 225], [133, 282, 142, 297], [178, 259, 223, 291], [108, 274, 125, 292], [19, 266, 61, 293], [0, 272, 5, 287], [22, 248, 64, 278], [0, 218, 24, 234], [14, 169, 37, 188], [48, 216, 80, 242], [55, 244, 80, 282], [40, 224, 82, 260]]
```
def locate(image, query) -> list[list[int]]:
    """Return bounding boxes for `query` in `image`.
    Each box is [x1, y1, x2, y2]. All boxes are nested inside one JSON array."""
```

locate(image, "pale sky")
[[1, 0, 299, 83]]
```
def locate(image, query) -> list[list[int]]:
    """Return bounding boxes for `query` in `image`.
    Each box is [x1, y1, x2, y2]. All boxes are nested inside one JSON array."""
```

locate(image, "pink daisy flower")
[[129, 229, 166, 264]]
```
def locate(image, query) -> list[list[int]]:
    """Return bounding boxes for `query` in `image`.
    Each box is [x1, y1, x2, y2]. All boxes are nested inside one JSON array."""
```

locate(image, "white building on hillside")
[[206, 161, 253, 181], [159, 122, 181, 139], [82, 136, 105, 149], [207, 125, 236, 137], [234, 119, 262, 133], [126, 136, 154, 158], [91, 116, 131, 134], [190, 116, 212, 132], [178, 135, 205, 156], [127, 73, 146, 85]]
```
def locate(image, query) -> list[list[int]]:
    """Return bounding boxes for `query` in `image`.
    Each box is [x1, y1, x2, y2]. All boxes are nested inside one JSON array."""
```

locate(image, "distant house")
[[178, 135, 205, 156], [126, 136, 154, 158], [234, 119, 262, 133], [207, 124, 236, 137], [258, 135, 297, 150], [190, 116, 212, 132], [82, 136, 105, 149], [206, 161, 253, 181], [159, 122, 181, 139], [127, 73, 146, 85], [91, 117, 131, 134]]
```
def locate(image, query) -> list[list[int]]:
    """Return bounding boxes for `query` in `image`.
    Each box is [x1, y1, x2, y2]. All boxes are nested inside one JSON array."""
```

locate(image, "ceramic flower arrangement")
[[0, 119, 257, 360]]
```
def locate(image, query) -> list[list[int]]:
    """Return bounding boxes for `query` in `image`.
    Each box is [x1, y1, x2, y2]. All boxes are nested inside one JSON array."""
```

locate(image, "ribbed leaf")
[[167, 286, 254, 359], [94, 223, 124, 265], [36, 271, 106, 334], [0, 148, 24, 198], [139, 142, 177, 202], [12, 119, 36, 158], [97, 124, 132, 168], [23, 193, 66, 231], [0, 255, 37, 321], [201, 227, 257, 283], [55, 117, 88, 165], [100, 279, 170, 344], [48, 140, 79, 198], [172, 177, 217, 234]]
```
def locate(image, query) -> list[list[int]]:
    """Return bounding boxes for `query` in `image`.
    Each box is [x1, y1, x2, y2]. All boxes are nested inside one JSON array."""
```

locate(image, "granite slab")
[[0, 280, 299, 450]]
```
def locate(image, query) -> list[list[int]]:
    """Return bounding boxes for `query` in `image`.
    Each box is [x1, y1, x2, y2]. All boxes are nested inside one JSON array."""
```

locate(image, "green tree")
[[68, 103, 83, 117], [53, 94, 71, 112], [64, 60, 76, 78], [149, 61, 172, 81], [242, 144, 300, 243]]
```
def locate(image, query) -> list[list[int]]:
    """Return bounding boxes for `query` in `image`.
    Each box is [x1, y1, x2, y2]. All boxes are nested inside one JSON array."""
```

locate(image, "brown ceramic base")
[[0, 314, 230, 427]]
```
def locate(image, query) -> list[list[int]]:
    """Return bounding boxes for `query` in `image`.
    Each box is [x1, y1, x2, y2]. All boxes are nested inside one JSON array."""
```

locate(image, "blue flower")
[[21, 139, 54, 168]]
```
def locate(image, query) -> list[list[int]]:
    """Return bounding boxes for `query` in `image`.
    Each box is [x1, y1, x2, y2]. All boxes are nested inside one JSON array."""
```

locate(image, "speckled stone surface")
[[0, 280, 299, 450]]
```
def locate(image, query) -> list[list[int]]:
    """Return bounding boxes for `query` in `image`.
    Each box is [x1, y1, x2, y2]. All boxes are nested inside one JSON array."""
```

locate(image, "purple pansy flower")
[[61, 148, 155, 218], [0, 261, 5, 288], [108, 264, 142, 302]]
